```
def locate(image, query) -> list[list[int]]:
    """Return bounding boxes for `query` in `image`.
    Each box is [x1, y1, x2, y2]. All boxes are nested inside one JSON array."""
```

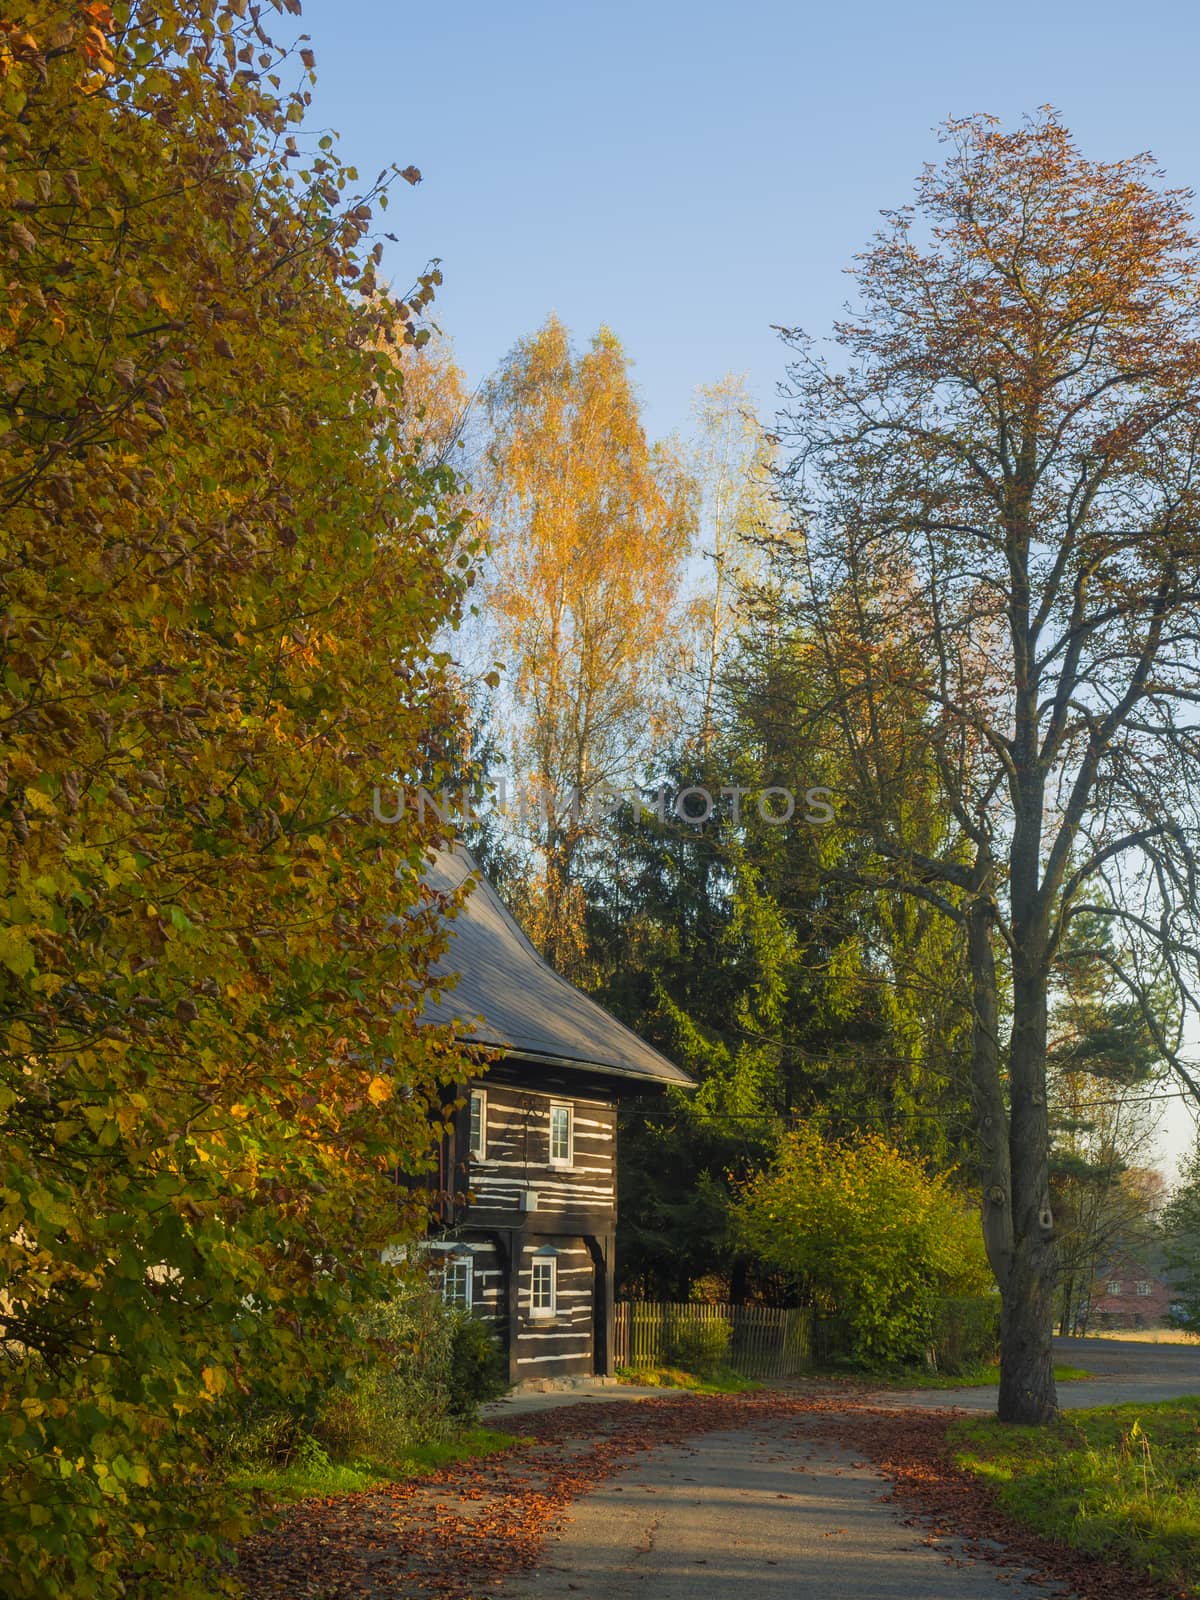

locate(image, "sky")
[[297, 0, 1200, 1176], [301, 0, 1200, 445]]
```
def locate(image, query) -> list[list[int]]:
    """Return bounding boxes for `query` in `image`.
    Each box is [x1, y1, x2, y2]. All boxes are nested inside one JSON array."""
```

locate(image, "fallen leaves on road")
[[231, 1391, 1183, 1599]]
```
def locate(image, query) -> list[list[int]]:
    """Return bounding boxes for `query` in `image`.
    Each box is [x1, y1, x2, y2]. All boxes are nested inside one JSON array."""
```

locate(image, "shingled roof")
[[417, 845, 693, 1088]]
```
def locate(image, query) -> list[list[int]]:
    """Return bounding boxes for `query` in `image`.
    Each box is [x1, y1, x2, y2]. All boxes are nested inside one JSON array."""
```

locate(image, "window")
[[1106, 1281, 1122, 1296], [1136, 1281, 1152, 1297], [442, 1254, 473, 1311], [469, 1089, 487, 1160], [531, 1252, 557, 1318], [549, 1103, 573, 1167]]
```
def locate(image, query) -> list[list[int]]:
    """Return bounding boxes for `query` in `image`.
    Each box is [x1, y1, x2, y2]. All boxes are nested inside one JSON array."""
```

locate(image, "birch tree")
[[483, 317, 693, 965], [688, 374, 774, 752]]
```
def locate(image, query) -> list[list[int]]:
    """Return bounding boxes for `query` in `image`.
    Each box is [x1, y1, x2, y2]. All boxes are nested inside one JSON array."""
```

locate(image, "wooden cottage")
[[418, 845, 692, 1384]]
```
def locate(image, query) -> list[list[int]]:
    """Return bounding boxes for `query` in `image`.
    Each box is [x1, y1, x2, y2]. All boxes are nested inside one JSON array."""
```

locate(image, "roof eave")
[[464, 1040, 694, 1090]]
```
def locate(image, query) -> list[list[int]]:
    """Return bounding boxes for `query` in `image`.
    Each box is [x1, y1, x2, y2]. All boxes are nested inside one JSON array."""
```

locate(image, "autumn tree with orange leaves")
[[0, 1, 479, 1591], [483, 317, 693, 970], [770, 112, 1200, 1423]]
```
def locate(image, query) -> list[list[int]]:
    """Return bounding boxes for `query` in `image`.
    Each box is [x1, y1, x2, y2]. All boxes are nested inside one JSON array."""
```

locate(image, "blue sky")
[[298, 0, 1200, 1172], [301, 0, 1198, 447]]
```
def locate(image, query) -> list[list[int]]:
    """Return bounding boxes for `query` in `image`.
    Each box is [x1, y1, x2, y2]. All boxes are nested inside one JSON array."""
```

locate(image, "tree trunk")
[[1057, 1274, 1074, 1338], [729, 1255, 749, 1307], [966, 898, 1013, 1285], [969, 872, 1059, 1422], [998, 1233, 1059, 1420], [999, 966, 1059, 1422]]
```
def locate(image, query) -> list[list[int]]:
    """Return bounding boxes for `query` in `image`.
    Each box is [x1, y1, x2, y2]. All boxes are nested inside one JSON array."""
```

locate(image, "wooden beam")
[[601, 1231, 615, 1377], [504, 1228, 521, 1386], [464, 1206, 616, 1236]]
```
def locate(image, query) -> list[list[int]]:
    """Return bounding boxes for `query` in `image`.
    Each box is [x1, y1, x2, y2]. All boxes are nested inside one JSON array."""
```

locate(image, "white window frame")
[[469, 1088, 487, 1161], [548, 1102, 573, 1168], [530, 1252, 557, 1318], [1106, 1281, 1122, 1296], [442, 1252, 473, 1312], [1136, 1280, 1152, 1297]]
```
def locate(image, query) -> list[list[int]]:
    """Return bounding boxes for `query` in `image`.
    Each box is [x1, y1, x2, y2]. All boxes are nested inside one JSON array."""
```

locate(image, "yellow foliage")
[[0, 2, 481, 1594], [483, 317, 694, 966]]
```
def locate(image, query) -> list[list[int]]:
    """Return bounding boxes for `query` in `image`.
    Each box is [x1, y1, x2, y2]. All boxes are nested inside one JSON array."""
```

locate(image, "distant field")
[[1078, 1328, 1199, 1345]]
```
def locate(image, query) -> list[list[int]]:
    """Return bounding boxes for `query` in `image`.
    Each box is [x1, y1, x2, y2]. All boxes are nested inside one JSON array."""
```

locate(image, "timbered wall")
[[455, 1236, 507, 1333], [440, 1063, 622, 1384], [467, 1077, 616, 1218], [513, 1235, 595, 1375]]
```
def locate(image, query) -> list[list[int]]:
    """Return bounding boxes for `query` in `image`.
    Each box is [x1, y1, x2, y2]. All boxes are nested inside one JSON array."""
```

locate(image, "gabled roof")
[[416, 845, 693, 1088]]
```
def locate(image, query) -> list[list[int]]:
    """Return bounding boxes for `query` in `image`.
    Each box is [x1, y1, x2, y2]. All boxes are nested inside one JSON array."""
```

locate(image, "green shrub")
[[812, 1313, 857, 1368], [447, 1314, 509, 1418], [220, 1276, 512, 1475], [214, 1407, 312, 1469], [931, 1294, 1000, 1374], [735, 1127, 994, 1368], [663, 1318, 733, 1378], [312, 1275, 458, 1463]]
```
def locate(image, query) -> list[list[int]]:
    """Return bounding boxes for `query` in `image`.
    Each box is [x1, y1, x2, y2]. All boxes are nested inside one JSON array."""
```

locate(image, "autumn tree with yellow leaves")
[[483, 317, 693, 969], [0, 2, 479, 1592]]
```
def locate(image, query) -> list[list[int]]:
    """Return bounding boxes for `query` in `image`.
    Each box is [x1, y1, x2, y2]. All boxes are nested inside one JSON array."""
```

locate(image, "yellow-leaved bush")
[[734, 1128, 994, 1367], [1, 2, 480, 1594]]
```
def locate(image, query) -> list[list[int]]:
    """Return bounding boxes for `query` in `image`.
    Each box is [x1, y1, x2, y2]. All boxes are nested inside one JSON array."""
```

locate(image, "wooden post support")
[[504, 1229, 521, 1386], [594, 1232, 615, 1377]]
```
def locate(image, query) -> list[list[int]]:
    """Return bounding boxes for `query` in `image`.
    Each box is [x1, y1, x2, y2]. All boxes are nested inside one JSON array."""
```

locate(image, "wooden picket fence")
[[613, 1301, 818, 1379]]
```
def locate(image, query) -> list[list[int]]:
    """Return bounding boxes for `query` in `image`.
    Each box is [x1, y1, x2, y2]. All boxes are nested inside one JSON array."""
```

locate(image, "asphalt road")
[[885, 1335, 1200, 1413], [485, 1336, 1200, 1421], [1054, 1333, 1200, 1386]]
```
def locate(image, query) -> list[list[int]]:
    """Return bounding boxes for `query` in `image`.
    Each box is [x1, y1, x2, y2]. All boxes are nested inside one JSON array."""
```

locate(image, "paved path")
[[481, 1338, 1200, 1599], [492, 1418, 1063, 1600]]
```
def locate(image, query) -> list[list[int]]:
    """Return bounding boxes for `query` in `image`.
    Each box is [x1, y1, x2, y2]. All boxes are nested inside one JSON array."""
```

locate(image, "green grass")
[[230, 1427, 524, 1503], [890, 1362, 1094, 1389], [950, 1397, 1200, 1595], [803, 1362, 1095, 1389], [615, 1364, 762, 1395]]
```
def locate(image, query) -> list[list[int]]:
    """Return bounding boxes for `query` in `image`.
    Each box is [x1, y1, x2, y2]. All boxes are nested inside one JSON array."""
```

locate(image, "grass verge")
[[882, 1362, 1094, 1389], [802, 1362, 1094, 1389], [230, 1427, 524, 1503], [615, 1364, 761, 1395], [949, 1396, 1200, 1596]]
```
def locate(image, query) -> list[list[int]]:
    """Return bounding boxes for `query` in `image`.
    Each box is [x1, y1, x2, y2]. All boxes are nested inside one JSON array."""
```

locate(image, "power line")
[[623, 1084, 1200, 1122]]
